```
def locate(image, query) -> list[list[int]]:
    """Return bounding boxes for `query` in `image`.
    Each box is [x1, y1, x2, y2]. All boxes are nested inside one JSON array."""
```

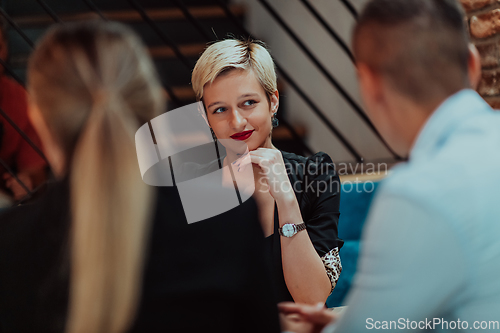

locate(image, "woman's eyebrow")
[[207, 93, 258, 108], [207, 101, 223, 108], [238, 93, 259, 99]]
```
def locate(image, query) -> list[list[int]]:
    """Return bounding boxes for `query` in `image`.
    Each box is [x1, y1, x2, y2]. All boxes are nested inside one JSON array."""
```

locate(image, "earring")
[[271, 112, 279, 128]]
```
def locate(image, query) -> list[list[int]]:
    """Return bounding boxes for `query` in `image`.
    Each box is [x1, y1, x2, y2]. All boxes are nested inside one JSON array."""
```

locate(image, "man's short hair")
[[353, 0, 470, 104]]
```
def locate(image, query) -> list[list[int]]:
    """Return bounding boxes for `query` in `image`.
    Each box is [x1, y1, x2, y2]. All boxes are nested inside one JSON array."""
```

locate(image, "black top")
[[265, 151, 343, 302], [175, 150, 343, 303], [0, 179, 280, 332]]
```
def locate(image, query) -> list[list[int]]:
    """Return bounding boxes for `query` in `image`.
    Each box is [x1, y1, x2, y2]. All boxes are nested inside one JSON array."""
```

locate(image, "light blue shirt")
[[328, 90, 500, 332]]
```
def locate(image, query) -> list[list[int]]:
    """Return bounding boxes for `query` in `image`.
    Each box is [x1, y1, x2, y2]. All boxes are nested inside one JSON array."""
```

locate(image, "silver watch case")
[[279, 223, 306, 237]]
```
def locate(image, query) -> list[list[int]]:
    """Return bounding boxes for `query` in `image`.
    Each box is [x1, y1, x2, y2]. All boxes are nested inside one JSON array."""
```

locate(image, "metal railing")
[[256, 0, 400, 160], [340, 0, 358, 19]]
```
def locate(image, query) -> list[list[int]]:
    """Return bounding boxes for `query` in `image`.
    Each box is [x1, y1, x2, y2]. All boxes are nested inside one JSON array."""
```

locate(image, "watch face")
[[282, 224, 295, 237]]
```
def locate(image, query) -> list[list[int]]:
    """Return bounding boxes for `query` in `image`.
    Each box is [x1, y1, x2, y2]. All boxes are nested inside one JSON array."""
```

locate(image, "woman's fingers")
[[278, 302, 305, 315], [278, 302, 337, 326], [249, 154, 264, 166], [249, 153, 283, 173], [280, 312, 315, 333], [250, 148, 280, 161]]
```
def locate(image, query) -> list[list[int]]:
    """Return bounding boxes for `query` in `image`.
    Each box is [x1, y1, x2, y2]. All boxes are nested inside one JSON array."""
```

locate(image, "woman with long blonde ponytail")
[[0, 21, 281, 333], [27, 22, 163, 333]]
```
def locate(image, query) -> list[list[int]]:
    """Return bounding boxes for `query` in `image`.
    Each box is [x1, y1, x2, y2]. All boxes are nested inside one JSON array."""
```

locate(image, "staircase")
[[6, 0, 239, 104], [1, 0, 308, 155]]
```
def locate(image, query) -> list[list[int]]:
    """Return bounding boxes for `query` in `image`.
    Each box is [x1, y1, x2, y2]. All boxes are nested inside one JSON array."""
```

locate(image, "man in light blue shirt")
[[280, 0, 500, 331]]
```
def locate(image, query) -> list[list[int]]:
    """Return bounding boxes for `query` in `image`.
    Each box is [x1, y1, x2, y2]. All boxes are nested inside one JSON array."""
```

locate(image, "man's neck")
[[392, 92, 446, 157], [405, 96, 450, 155]]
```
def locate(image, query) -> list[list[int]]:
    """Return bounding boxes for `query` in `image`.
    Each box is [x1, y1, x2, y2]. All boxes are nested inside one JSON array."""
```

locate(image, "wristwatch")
[[278, 222, 307, 237]]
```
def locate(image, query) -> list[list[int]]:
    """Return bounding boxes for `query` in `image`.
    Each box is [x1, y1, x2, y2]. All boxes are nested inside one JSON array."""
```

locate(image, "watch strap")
[[295, 222, 307, 233]]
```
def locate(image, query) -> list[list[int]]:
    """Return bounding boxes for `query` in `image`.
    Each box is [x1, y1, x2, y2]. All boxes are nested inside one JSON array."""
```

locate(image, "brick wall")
[[461, 0, 500, 108]]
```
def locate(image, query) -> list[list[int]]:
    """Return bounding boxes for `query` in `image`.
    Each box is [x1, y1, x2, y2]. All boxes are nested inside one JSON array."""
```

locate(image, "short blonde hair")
[[192, 39, 277, 100]]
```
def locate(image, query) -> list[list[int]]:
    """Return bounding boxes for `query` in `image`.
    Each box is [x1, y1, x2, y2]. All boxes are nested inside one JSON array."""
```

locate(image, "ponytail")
[[66, 89, 153, 333], [27, 22, 164, 333]]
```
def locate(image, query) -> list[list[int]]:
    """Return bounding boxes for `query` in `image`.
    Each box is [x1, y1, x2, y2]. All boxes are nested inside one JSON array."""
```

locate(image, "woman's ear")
[[468, 43, 482, 90], [270, 90, 279, 114]]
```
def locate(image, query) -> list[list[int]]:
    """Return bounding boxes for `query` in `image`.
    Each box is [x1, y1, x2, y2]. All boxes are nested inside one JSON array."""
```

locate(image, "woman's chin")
[[220, 138, 250, 155]]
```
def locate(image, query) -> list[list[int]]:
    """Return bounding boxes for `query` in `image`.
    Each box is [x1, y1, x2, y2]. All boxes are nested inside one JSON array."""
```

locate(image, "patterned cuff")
[[320, 247, 342, 294]]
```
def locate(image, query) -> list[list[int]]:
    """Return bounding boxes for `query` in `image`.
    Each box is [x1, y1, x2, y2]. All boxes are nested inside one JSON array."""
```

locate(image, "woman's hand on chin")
[[249, 148, 295, 203]]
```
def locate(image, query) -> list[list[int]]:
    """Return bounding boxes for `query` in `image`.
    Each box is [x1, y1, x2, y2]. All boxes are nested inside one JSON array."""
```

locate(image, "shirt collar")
[[409, 89, 491, 161]]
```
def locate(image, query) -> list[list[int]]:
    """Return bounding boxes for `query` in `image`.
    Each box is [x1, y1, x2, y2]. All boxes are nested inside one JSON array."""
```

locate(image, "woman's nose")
[[230, 109, 247, 130]]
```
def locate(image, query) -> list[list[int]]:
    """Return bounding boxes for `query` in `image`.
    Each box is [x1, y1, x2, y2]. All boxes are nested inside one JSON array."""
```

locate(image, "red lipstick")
[[230, 130, 254, 141]]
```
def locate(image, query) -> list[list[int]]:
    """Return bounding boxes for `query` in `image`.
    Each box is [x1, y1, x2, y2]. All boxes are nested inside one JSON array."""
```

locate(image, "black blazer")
[[0, 179, 280, 332]]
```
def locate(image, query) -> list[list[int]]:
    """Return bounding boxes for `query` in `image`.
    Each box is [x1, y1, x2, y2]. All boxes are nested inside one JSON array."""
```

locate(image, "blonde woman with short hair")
[[192, 39, 343, 305], [0, 23, 279, 333]]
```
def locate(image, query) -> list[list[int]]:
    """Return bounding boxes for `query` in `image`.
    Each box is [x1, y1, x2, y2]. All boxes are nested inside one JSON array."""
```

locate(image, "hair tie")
[[93, 89, 111, 107]]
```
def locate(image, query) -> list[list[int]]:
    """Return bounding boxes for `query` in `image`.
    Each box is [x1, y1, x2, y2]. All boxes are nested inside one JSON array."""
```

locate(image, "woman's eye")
[[213, 107, 226, 114], [243, 100, 257, 107]]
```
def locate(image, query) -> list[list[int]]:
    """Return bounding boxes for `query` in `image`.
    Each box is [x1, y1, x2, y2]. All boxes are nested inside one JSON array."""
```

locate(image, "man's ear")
[[357, 62, 384, 116], [468, 43, 482, 90]]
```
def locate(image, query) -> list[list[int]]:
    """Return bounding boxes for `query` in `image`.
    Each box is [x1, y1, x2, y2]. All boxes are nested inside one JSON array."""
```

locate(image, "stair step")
[[8, 18, 244, 56], [149, 43, 206, 59], [12, 5, 245, 27], [165, 86, 196, 102], [9, 43, 208, 67], [3, 0, 231, 17]]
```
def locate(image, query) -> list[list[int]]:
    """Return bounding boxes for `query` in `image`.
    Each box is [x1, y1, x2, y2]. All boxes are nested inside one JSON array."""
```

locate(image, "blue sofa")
[[326, 181, 380, 308]]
